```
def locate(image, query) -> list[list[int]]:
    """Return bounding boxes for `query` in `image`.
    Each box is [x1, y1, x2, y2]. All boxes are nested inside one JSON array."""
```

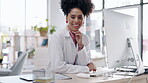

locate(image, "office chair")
[[0, 51, 28, 76]]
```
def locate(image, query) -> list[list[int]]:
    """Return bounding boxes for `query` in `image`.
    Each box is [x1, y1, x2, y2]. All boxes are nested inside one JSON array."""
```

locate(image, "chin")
[[72, 28, 79, 31], [73, 26, 81, 30]]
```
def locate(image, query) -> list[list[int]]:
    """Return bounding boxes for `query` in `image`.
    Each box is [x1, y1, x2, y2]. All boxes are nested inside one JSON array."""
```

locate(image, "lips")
[[73, 24, 80, 28]]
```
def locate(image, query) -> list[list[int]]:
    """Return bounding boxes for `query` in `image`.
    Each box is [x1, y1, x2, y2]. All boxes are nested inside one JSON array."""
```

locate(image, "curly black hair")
[[60, 0, 94, 17]]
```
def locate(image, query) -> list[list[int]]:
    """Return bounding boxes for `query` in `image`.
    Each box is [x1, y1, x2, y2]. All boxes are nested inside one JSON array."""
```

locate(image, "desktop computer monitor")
[[104, 10, 144, 74], [95, 29, 101, 52]]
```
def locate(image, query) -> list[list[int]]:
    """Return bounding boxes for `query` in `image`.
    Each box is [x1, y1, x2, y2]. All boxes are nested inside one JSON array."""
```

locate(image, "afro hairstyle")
[[60, 0, 94, 17]]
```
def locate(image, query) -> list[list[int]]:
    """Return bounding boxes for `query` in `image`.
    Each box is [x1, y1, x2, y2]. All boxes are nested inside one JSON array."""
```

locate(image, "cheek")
[[80, 21, 83, 24], [68, 20, 73, 25], [68, 18, 74, 23], [78, 21, 83, 26]]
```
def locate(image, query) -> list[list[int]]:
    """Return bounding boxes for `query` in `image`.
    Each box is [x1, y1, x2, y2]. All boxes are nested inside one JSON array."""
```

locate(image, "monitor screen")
[[95, 29, 101, 52], [104, 10, 139, 69]]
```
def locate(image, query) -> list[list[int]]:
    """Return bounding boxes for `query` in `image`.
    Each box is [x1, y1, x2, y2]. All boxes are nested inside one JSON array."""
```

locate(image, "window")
[[26, 0, 47, 30], [0, 0, 25, 32], [0, 0, 47, 66], [0, 0, 47, 33], [92, 0, 103, 10], [105, 0, 140, 8], [143, 0, 148, 3], [143, 5, 148, 66]]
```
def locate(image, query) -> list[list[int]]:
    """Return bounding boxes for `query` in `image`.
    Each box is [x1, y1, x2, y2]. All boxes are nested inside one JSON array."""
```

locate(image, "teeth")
[[73, 24, 79, 26]]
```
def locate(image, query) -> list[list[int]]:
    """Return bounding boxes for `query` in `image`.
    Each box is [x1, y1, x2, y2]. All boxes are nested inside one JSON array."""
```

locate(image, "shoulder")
[[52, 28, 65, 37], [50, 28, 67, 40]]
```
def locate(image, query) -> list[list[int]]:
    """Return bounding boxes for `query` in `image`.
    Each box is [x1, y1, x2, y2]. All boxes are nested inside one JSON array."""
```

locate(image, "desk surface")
[[0, 74, 148, 83], [0, 75, 32, 83], [56, 74, 148, 83]]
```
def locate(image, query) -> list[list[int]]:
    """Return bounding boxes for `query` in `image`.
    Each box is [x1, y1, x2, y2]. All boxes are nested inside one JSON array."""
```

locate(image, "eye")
[[71, 16, 75, 19], [78, 16, 82, 19]]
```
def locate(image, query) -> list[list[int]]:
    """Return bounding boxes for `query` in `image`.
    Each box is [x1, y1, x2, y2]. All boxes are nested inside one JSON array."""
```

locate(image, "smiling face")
[[66, 8, 84, 31]]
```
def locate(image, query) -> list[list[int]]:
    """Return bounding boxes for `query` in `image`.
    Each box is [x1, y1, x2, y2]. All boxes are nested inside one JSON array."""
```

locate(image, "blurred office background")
[[0, 0, 148, 72]]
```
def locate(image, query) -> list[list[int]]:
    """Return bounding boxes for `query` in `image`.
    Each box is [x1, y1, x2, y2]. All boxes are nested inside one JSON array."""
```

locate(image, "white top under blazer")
[[47, 27, 91, 73]]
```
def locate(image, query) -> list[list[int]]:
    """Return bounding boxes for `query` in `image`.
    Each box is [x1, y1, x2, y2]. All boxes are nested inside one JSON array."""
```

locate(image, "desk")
[[0, 74, 148, 83], [56, 74, 148, 83], [0, 75, 32, 83]]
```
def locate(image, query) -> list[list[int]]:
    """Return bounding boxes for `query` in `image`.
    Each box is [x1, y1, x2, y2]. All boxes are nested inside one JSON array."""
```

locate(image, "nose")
[[74, 17, 79, 23]]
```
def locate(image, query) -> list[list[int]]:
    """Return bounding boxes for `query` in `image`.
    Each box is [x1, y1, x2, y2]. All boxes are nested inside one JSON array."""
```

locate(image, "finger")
[[72, 31, 81, 34], [87, 62, 93, 66], [93, 69, 97, 71], [75, 33, 82, 36]]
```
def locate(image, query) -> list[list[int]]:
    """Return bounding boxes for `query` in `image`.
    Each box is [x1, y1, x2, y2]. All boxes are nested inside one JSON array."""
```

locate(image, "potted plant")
[[49, 25, 56, 34], [32, 25, 48, 37], [28, 48, 35, 59], [32, 19, 56, 36]]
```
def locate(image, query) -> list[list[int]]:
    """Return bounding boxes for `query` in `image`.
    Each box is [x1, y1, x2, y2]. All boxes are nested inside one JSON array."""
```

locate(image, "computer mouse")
[[77, 73, 90, 79]]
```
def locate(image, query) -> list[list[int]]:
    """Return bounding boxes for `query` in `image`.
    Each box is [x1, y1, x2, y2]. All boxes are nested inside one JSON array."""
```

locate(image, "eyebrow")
[[71, 15, 83, 17]]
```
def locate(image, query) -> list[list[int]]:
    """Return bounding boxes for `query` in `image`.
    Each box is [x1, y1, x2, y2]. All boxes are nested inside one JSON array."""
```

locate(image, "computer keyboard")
[[114, 71, 137, 76], [116, 66, 148, 75], [116, 68, 137, 72], [89, 67, 116, 77]]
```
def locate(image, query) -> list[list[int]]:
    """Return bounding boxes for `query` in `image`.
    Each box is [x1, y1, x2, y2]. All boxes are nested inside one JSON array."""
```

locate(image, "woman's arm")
[[76, 34, 96, 71], [76, 34, 91, 65], [48, 34, 89, 73]]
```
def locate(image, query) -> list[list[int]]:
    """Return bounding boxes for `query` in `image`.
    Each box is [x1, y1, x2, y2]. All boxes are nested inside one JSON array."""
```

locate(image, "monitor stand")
[[126, 38, 145, 75]]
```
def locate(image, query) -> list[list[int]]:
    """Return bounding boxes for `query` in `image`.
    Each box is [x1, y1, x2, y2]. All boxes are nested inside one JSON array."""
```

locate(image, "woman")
[[48, 0, 96, 73]]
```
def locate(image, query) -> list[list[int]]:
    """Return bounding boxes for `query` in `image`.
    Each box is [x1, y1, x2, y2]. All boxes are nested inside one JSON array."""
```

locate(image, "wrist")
[[78, 45, 84, 51], [78, 43, 84, 46]]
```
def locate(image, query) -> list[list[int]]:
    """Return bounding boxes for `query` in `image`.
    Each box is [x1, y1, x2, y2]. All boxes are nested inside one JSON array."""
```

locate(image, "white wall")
[[48, 0, 66, 30]]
